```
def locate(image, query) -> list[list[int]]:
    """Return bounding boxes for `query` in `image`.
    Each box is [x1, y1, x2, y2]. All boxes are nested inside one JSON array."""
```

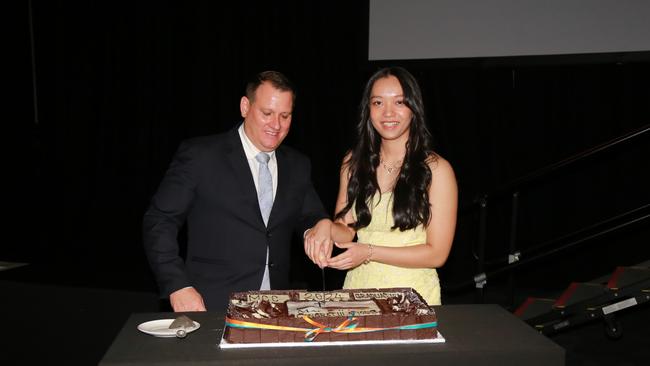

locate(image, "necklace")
[[380, 155, 403, 174]]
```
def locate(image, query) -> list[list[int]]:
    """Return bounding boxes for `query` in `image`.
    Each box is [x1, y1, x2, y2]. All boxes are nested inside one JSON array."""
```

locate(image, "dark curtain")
[[20, 0, 650, 294], [25, 0, 368, 290]]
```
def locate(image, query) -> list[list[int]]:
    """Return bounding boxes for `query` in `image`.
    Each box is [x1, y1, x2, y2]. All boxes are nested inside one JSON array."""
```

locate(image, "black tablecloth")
[[100, 304, 564, 365]]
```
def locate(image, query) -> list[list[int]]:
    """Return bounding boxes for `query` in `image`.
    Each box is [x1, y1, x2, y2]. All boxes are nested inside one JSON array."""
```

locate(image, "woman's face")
[[369, 75, 412, 144]]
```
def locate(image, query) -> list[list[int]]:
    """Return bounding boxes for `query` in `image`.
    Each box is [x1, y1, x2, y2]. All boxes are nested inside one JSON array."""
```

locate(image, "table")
[[100, 304, 564, 365]]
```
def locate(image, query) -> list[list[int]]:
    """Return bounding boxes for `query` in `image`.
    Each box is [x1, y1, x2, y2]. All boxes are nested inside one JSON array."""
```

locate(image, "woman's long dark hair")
[[335, 67, 435, 231]]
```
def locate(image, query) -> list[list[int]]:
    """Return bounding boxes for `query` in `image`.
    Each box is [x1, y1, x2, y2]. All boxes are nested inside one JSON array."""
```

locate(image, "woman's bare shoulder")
[[426, 153, 453, 174]]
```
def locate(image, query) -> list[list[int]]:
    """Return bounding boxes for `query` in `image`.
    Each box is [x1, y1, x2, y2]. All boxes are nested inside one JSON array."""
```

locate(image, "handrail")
[[489, 124, 650, 199], [479, 203, 650, 267], [446, 203, 650, 292], [482, 212, 649, 280], [455, 124, 650, 303], [458, 124, 650, 214]]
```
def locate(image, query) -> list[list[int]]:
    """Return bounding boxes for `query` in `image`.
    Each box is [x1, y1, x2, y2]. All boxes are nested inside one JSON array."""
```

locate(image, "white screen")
[[369, 0, 650, 60]]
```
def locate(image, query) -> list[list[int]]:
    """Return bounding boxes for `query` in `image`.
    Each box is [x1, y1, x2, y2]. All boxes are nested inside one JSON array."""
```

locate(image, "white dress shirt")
[[238, 124, 278, 199], [238, 124, 276, 290]]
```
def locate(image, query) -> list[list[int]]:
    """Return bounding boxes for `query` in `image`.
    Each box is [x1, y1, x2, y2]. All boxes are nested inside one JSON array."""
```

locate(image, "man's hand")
[[170, 287, 206, 312], [304, 219, 334, 268]]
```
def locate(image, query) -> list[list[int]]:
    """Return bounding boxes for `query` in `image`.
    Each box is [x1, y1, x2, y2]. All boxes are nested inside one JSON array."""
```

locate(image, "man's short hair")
[[245, 71, 296, 103]]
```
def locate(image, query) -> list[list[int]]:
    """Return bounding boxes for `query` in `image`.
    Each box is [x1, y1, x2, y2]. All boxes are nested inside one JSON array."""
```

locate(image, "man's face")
[[241, 82, 293, 152]]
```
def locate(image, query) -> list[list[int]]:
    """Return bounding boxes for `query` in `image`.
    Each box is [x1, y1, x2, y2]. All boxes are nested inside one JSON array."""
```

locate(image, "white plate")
[[137, 319, 201, 338]]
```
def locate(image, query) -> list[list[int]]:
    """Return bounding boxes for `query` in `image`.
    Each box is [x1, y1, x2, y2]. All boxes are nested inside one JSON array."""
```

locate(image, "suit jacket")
[[143, 127, 327, 310]]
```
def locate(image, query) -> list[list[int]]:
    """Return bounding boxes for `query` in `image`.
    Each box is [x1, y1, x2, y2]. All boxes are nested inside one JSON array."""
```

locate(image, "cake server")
[[169, 315, 194, 338]]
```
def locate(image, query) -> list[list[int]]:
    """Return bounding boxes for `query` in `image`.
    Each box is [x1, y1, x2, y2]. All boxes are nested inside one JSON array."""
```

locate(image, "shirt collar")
[[238, 123, 275, 161]]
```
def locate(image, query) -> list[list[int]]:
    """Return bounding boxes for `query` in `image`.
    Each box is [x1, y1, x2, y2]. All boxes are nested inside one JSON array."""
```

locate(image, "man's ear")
[[240, 96, 250, 118]]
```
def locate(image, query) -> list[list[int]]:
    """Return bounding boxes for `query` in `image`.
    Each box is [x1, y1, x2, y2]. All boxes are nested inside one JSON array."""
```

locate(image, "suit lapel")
[[267, 147, 289, 229], [225, 128, 266, 229]]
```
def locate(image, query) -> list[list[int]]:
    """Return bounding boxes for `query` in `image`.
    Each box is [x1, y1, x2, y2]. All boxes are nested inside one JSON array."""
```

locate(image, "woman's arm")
[[328, 156, 457, 270], [331, 153, 357, 243]]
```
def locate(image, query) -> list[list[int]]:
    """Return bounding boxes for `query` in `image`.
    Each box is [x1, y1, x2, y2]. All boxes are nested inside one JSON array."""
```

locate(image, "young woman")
[[305, 67, 457, 305]]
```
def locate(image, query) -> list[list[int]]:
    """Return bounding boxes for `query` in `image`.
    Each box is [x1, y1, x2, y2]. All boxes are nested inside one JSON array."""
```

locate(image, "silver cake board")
[[218, 331, 445, 348]]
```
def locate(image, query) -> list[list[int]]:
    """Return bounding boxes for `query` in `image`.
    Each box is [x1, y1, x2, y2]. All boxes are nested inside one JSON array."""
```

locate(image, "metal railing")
[[447, 124, 650, 306]]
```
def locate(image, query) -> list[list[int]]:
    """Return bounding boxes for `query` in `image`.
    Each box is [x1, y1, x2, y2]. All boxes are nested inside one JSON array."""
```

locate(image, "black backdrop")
[[18, 1, 650, 299]]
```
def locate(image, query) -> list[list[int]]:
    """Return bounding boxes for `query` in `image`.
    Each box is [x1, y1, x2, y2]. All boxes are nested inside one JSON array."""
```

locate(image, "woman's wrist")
[[363, 243, 373, 265]]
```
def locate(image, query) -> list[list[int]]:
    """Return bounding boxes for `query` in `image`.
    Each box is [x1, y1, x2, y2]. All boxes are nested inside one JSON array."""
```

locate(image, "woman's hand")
[[304, 219, 333, 268], [327, 242, 372, 270]]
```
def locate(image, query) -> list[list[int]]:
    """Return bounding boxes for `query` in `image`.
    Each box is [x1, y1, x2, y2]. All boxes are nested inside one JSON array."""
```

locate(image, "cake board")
[[218, 331, 445, 348]]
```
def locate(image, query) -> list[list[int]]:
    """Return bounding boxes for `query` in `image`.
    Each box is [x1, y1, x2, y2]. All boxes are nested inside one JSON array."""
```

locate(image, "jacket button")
[[266, 232, 272, 238], [269, 262, 275, 268]]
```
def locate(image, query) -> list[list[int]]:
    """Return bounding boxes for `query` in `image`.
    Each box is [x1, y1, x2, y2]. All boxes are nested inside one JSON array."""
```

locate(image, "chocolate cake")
[[222, 288, 438, 344]]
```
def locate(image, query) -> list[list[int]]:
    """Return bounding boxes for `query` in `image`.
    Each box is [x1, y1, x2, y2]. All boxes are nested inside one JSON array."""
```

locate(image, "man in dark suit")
[[143, 71, 331, 311]]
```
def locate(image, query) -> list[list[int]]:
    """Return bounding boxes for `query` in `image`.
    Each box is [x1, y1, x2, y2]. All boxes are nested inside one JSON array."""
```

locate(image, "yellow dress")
[[343, 192, 441, 305]]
